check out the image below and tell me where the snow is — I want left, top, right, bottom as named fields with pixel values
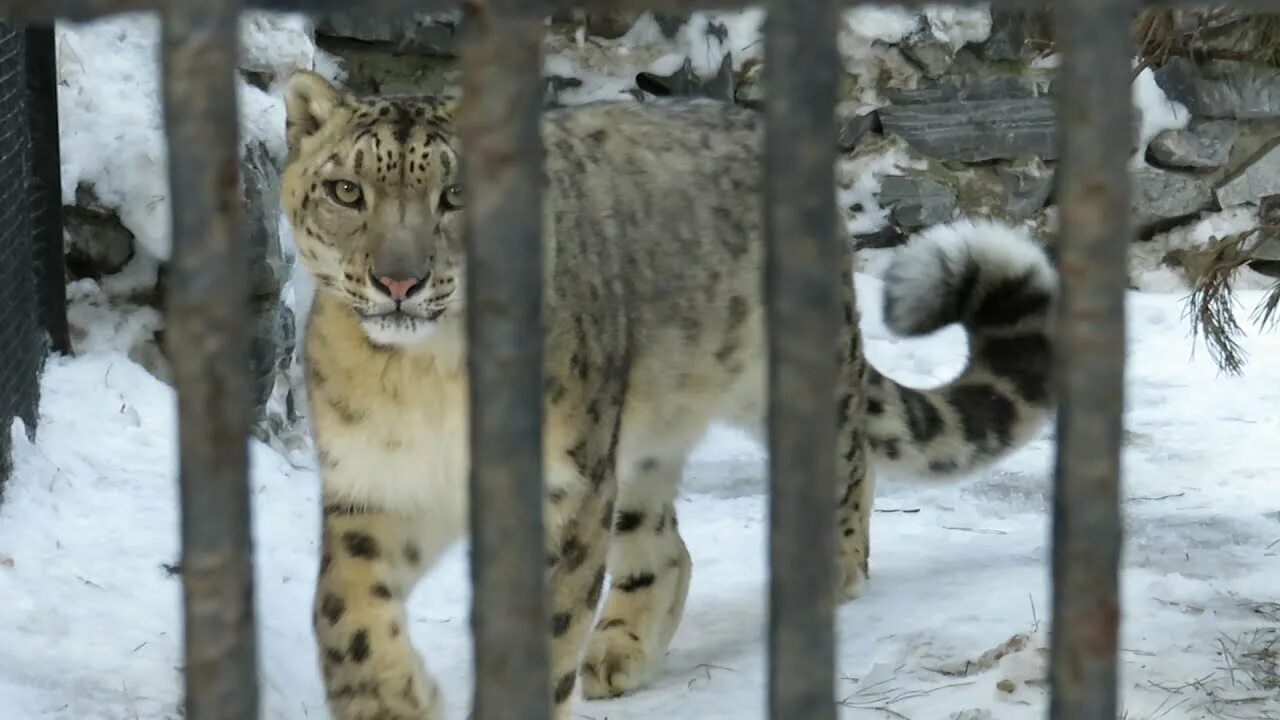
left=673, top=9, right=768, bottom=77
left=838, top=136, right=928, bottom=239
left=5, top=274, right=1280, bottom=720
left=1131, top=65, right=1191, bottom=170
left=54, top=12, right=340, bottom=261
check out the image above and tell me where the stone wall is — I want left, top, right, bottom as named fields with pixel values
left=60, top=7, right=1280, bottom=454
left=61, top=30, right=302, bottom=455
left=308, top=8, right=1280, bottom=276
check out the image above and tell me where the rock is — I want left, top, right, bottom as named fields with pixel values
left=246, top=307, right=276, bottom=416
left=636, top=53, right=735, bottom=103
left=879, top=98, right=1057, bottom=162
left=1250, top=195, right=1280, bottom=277
left=1154, top=58, right=1280, bottom=120
left=1217, top=139, right=1280, bottom=208
left=317, top=44, right=456, bottom=97
left=584, top=12, right=642, bottom=39
left=315, top=12, right=460, bottom=56
left=129, top=327, right=171, bottom=387
left=999, top=157, right=1055, bottom=218
left=901, top=31, right=955, bottom=79
left=239, top=141, right=296, bottom=420
left=884, top=73, right=1048, bottom=105
left=652, top=12, right=690, bottom=38
left=837, top=111, right=881, bottom=153
left=1147, top=122, right=1237, bottom=170
left=733, top=60, right=764, bottom=109
left=852, top=225, right=907, bottom=251
left=878, top=174, right=958, bottom=230
left=544, top=75, right=584, bottom=108
left=63, top=201, right=135, bottom=278
left=250, top=300, right=296, bottom=421
left=1254, top=196, right=1280, bottom=259
left=975, top=8, right=1051, bottom=61
left=1258, top=193, right=1280, bottom=227
left=240, top=142, right=288, bottom=301
left=1131, top=167, right=1213, bottom=227
left=734, top=74, right=881, bottom=153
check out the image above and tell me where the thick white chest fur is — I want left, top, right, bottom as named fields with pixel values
left=309, top=314, right=472, bottom=546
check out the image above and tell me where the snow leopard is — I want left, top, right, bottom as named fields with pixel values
left=281, top=69, right=1057, bottom=719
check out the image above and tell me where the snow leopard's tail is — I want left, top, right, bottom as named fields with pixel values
left=865, top=217, right=1057, bottom=479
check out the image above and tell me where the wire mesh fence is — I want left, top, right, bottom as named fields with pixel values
left=0, top=23, right=68, bottom=494
left=27, top=25, right=70, bottom=357
left=0, top=21, right=39, bottom=491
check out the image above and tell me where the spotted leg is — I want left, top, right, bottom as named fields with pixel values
left=314, top=502, right=453, bottom=720
left=579, top=451, right=693, bottom=699
left=542, top=430, right=622, bottom=719
left=835, top=263, right=875, bottom=602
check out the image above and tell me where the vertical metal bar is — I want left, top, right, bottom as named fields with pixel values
left=160, top=2, right=259, bottom=719
left=1049, top=0, right=1132, bottom=716
left=457, top=3, right=549, bottom=720
left=763, top=2, right=841, bottom=719
left=25, top=24, right=70, bottom=355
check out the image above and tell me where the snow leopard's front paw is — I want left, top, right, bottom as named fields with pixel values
left=579, top=621, right=654, bottom=699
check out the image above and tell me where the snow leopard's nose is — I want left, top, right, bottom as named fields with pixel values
left=370, top=269, right=426, bottom=302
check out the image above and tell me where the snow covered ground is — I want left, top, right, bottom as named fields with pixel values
left=3, top=276, right=1279, bottom=720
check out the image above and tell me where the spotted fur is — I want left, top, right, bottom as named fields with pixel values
left=283, top=69, right=1058, bottom=720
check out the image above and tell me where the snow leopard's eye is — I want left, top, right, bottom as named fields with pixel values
left=325, top=180, right=364, bottom=209
left=440, top=184, right=463, bottom=211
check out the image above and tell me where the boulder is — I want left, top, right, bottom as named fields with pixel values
left=879, top=98, right=1057, bottom=162
left=63, top=187, right=135, bottom=279
left=877, top=174, right=958, bottom=230
left=1216, top=139, right=1280, bottom=208
left=1131, top=167, right=1214, bottom=228
left=974, top=8, right=1051, bottom=62
left=1154, top=58, right=1280, bottom=120
left=883, top=73, right=1049, bottom=106
left=999, top=158, right=1055, bottom=218
left=1147, top=122, right=1237, bottom=170
left=314, top=12, right=460, bottom=56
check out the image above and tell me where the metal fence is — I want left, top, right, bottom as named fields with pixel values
left=28, top=25, right=70, bottom=359
left=0, top=21, right=37, bottom=491
left=1, top=0, right=1178, bottom=718
left=0, top=23, right=66, bottom=493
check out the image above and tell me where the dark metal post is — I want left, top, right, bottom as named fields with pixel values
left=0, top=21, right=38, bottom=488
left=457, top=3, right=549, bottom=720
left=1049, top=0, right=1133, bottom=716
left=160, top=2, right=259, bottom=719
left=26, top=24, right=70, bottom=355
left=763, top=2, right=841, bottom=719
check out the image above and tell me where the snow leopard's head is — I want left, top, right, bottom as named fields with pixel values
left=282, top=70, right=465, bottom=348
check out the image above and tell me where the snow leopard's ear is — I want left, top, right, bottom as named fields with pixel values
left=436, top=96, right=460, bottom=120
left=285, top=70, right=346, bottom=159
left=420, top=94, right=460, bottom=132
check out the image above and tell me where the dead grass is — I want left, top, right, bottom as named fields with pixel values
left=1180, top=226, right=1280, bottom=375
left=1135, top=600, right=1280, bottom=720
left=1134, top=8, right=1280, bottom=70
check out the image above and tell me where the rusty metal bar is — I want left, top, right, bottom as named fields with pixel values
left=457, top=3, right=550, bottom=720
left=160, top=2, right=259, bottom=720
left=1048, top=0, right=1132, bottom=715
left=1, top=0, right=1261, bottom=24
left=764, top=2, right=841, bottom=719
